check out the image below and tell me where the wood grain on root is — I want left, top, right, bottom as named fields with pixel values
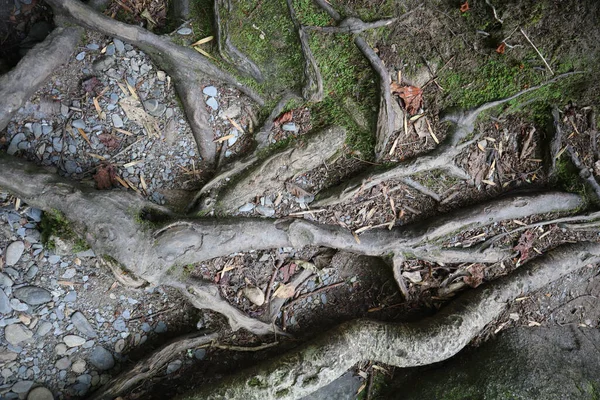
left=176, top=242, right=600, bottom=400
left=0, top=27, right=81, bottom=131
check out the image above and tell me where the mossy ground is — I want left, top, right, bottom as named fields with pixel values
left=40, top=209, right=89, bottom=252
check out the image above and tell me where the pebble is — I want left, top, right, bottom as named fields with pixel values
left=256, top=205, right=275, bottom=217
left=10, top=298, right=28, bottom=311
left=154, top=321, right=167, bottom=333
left=114, top=339, right=125, bottom=353
left=194, top=349, right=206, bottom=360
left=5, top=241, right=25, bottom=266
left=113, top=38, right=125, bottom=53
left=27, top=386, right=54, bottom=400
left=177, top=27, right=192, bottom=35
left=5, top=324, right=33, bottom=346
left=48, top=255, right=60, bottom=264
left=282, top=122, right=298, bottom=132
left=238, top=203, right=255, bottom=213
left=143, top=99, right=166, bottom=117
left=72, top=359, right=86, bottom=374
left=0, top=288, right=12, bottom=314
left=64, top=335, right=86, bottom=347
left=166, top=359, right=182, bottom=374
left=55, top=357, right=71, bottom=370
left=242, top=287, right=265, bottom=306
left=64, top=291, right=77, bottom=303
left=7, top=133, right=25, bottom=155
left=112, top=318, right=127, bottom=332
left=86, top=43, right=99, bottom=50
left=36, top=321, right=53, bottom=336
left=75, top=52, right=86, bottom=61
left=106, top=43, right=115, bottom=56
left=62, top=268, right=76, bottom=279
left=71, top=312, right=97, bottom=338
left=206, top=97, right=219, bottom=111
left=111, top=114, right=124, bottom=128
left=13, top=286, right=52, bottom=305
left=88, top=347, right=114, bottom=371
left=11, top=380, right=34, bottom=394
left=202, top=86, right=218, bottom=97
left=0, top=273, right=13, bottom=288
left=0, top=349, right=18, bottom=362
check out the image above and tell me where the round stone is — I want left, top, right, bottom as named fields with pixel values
left=27, top=386, right=54, bottom=400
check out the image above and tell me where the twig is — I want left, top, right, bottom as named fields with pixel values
left=130, top=306, right=177, bottom=321
left=485, top=0, right=503, bottom=23
left=519, top=28, right=553, bottom=75
left=211, top=341, right=279, bottom=352
left=282, top=281, right=345, bottom=309
left=265, top=258, right=284, bottom=303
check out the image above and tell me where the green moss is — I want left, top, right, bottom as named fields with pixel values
left=247, top=377, right=268, bottom=388
left=40, top=209, right=89, bottom=252
left=554, top=155, right=587, bottom=197
left=292, top=0, right=332, bottom=26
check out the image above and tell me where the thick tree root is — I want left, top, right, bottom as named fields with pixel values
left=314, top=75, right=580, bottom=207
left=88, top=331, right=219, bottom=400
left=177, top=242, right=600, bottom=399
left=215, top=0, right=264, bottom=82
left=45, top=0, right=265, bottom=165
left=0, top=27, right=80, bottom=131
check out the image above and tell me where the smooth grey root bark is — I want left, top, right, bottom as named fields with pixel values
left=177, top=242, right=600, bottom=400
left=0, top=27, right=80, bottom=132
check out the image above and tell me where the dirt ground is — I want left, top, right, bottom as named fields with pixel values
left=1, top=0, right=600, bottom=398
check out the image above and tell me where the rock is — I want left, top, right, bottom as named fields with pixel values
left=5, top=241, right=25, bottom=266
left=113, top=38, right=124, bottom=53
left=86, top=43, right=99, bottom=50
left=0, top=273, right=13, bottom=288
left=282, top=122, right=298, bottom=132
left=89, top=347, right=114, bottom=371
left=64, top=335, right=86, bottom=347
left=166, top=360, right=182, bottom=374
left=238, top=203, right=255, bottom=213
left=36, top=321, right=52, bottom=336
left=61, top=268, right=76, bottom=279
left=0, top=289, right=11, bottom=314
left=154, top=321, right=167, bottom=333
left=72, top=359, right=86, bottom=374
left=4, top=324, right=33, bottom=346
left=13, top=286, right=51, bottom=306
left=11, top=380, right=34, bottom=394
left=194, top=349, right=206, bottom=360
left=112, top=318, right=127, bottom=332
left=71, top=119, right=86, bottom=129
left=70, top=312, right=97, bottom=338
left=55, top=343, right=67, bottom=356
left=227, top=135, right=238, bottom=146
left=10, top=298, right=28, bottom=311
left=27, top=386, right=54, bottom=400
left=206, top=97, right=219, bottom=111
left=64, top=161, right=79, bottom=175
left=48, top=255, right=60, bottom=264
left=202, top=86, right=217, bottom=97
left=114, top=339, right=125, bottom=353
left=55, top=357, right=71, bottom=370
left=105, top=43, right=115, bottom=56
left=256, top=205, right=275, bottom=217
left=143, top=99, right=166, bottom=117
left=242, top=287, right=265, bottom=306
left=7, top=133, right=26, bottom=155
left=223, top=104, right=241, bottom=119
left=177, top=27, right=192, bottom=35
left=92, top=56, right=116, bottom=73
left=0, top=349, right=18, bottom=362
left=64, top=291, right=77, bottom=303
left=75, top=52, right=86, bottom=61
left=111, top=114, right=124, bottom=128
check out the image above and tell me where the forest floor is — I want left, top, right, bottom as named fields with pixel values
left=1, top=0, right=600, bottom=399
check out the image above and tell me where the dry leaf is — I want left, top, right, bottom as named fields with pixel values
left=98, top=133, right=120, bottom=150
left=119, top=96, right=159, bottom=137
left=273, top=283, right=295, bottom=299
left=273, top=110, right=293, bottom=125
left=285, top=182, right=313, bottom=198
left=463, top=264, right=485, bottom=288
left=191, top=36, right=213, bottom=46
left=514, top=230, right=536, bottom=260
left=82, top=77, right=102, bottom=94
left=460, top=1, right=470, bottom=12
left=496, top=42, right=506, bottom=54
left=391, top=83, right=423, bottom=115
left=93, top=164, right=118, bottom=190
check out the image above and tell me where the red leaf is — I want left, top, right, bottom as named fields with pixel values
left=93, top=164, right=117, bottom=190
left=98, top=133, right=120, bottom=150
left=463, top=264, right=485, bottom=288
left=460, top=1, right=470, bottom=12
left=82, top=77, right=102, bottom=95
left=273, top=110, right=293, bottom=125
left=391, top=83, right=423, bottom=115
left=496, top=42, right=506, bottom=54
left=514, top=230, right=535, bottom=260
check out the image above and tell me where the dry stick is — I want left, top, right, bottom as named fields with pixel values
left=212, top=341, right=279, bottom=352
left=265, top=258, right=284, bottom=304
left=282, top=281, right=345, bottom=310
left=519, top=28, right=554, bottom=75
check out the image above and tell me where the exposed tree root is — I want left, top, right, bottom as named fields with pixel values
left=177, top=242, right=600, bottom=399
left=0, top=27, right=80, bottom=132
left=567, top=145, right=600, bottom=201
left=314, top=74, right=581, bottom=207
left=46, top=0, right=266, bottom=165
left=215, top=0, right=264, bottom=82
left=88, top=331, right=219, bottom=400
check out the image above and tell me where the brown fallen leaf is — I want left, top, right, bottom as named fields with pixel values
left=391, top=82, right=423, bottom=115
left=285, top=182, right=313, bottom=198
left=496, top=42, right=506, bottom=54
left=82, top=77, right=102, bottom=94
left=98, top=133, right=120, bottom=150
left=273, top=110, right=293, bottom=125
left=273, top=283, right=295, bottom=299
left=460, top=1, right=470, bottom=12
left=514, top=230, right=536, bottom=260
left=93, top=164, right=118, bottom=190
left=463, top=264, right=485, bottom=288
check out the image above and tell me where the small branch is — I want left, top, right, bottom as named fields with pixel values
left=282, top=281, right=345, bottom=310
left=485, top=0, right=503, bottom=24
left=400, top=177, right=441, bottom=202
left=306, top=17, right=397, bottom=34
left=520, top=28, right=553, bottom=75
left=212, top=341, right=279, bottom=352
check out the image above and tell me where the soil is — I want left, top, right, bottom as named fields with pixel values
left=1, top=0, right=600, bottom=399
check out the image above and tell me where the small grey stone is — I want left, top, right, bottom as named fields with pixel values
left=64, top=291, right=77, bottom=303
left=72, top=359, right=86, bottom=374
left=0, top=289, right=11, bottom=314
left=105, top=43, right=115, bottom=56
left=177, top=27, right=192, bottom=35
left=32, top=122, right=42, bottom=137
left=26, top=386, right=54, bottom=400
left=13, top=286, right=51, bottom=306
left=166, top=359, right=182, bottom=374
left=141, top=322, right=151, bottom=332
left=88, top=347, right=114, bottom=371
left=111, top=114, right=124, bottom=128
left=238, top=203, right=255, bottom=213
left=86, top=43, right=99, bottom=50
left=64, top=335, right=86, bottom=347
left=76, top=249, right=95, bottom=258
left=64, top=161, right=78, bottom=175
left=112, top=318, right=127, bottom=332
left=154, top=321, right=167, bottom=333
left=113, top=38, right=124, bottom=53
left=7, top=133, right=25, bottom=155
left=5, top=241, right=24, bottom=266
left=10, top=298, right=28, bottom=311
left=4, top=324, right=33, bottom=346
left=0, top=349, right=18, bottom=362
left=55, top=357, right=71, bottom=370
left=0, top=273, right=13, bottom=288
left=26, top=208, right=42, bottom=222
left=71, top=312, right=97, bottom=338
left=114, top=339, right=125, bottom=353
left=48, top=255, right=60, bottom=264
left=62, top=268, right=76, bottom=279
left=206, top=97, right=219, bottom=111
left=92, top=56, right=116, bottom=73
left=256, top=205, right=275, bottom=217
left=36, top=321, right=53, bottom=337
left=282, top=122, right=298, bottom=132
left=143, top=99, right=166, bottom=117
left=72, top=119, right=86, bottom=129
left=202, top=86, right=217, bottom=97
left=194, top=349, right=206, bottom=360
left=75, top=52, right=86, bottom=61
left=11, top=380, right=34, bottom=394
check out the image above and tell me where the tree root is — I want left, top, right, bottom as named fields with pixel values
left=46, top=0, right=265, bottom=165
left=567, top=145, right=600, bottom=201
left=314, top=74, right=581, bottom=207
left=214, top=0, right=264, bottom=82
left=88, top=331, right=219, bottom=400
left=0, top=27, right=81, bottom=132
left=177, top=242, right=600, bottom=399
